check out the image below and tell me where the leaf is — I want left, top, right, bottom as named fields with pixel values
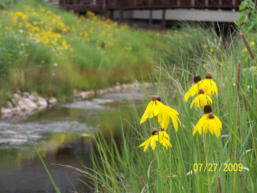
left=239, top=4, right=246, bottom=11
left=236, top=15, right=246, bottom=27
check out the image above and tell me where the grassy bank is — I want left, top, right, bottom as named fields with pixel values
left=0, top=0, right=172, bottom=106
left=88, top=28, right=257, bottom=192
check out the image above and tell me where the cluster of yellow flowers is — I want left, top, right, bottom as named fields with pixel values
left=184, top=73, right=222, bottom=137
left=139, top=96, right=181, bottom=151
left=79, top=11, right=130, bottom=51
left=4, top=6, right=71, bottom=51
left=139, top=73, right=222, bottom=152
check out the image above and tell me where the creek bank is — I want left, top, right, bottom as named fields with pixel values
left=1, top=82, right=151, bottom=118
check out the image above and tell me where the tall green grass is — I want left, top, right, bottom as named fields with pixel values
left=89, top=28, right=257, bottom=193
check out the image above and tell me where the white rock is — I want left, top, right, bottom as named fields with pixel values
left=47, top=97, right=57, bottom=106
left=79, top=91, right=95, bottom=99
left=1, top=108, right=13, bottom=116
left=23, top=92, right=30, bottom=98
left=37, top=97, right=48, bottom=109
left=13, top=93, right=20, bottom=99
left=18, top=98, right=37, bottom=111
left=96, top=89, right=108, bottom=95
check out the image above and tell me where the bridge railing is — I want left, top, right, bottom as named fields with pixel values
left=58, top=0, right=247, bottom=11
left=107, top=0, right=244, bottom=9
left=59, top=0, right=105, bottom=11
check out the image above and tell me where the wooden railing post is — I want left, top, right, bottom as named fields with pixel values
left=119, top=0, right=124, bottom=23
left=161, top=9, right=166, bottom=29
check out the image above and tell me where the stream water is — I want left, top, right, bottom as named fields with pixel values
left=0, top=88, right=149, bottom=193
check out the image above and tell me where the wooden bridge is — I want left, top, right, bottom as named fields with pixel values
left=48, top=1, right=256, bottom=23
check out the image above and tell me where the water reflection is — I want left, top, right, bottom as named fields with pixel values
left=0, top=88, right=149, bottom=193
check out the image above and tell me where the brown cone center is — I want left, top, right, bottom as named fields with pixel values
left=152, top=128, right=158, bottom=135
left=204, top=105, right=212, bottom=114
left=206, top=73, right=212, bottom=79
left=198, top=89, right=204, bottom=94
left=208, top=112, right=215, bottom=119
left=194, top=76, right=201, bottom=83
left=152, top=95, right=161, bottom=101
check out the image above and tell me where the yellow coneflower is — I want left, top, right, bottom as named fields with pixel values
left=139, top=129, right=171, bottom=151
left=140, top=96, right=162, bottom=124
left=184, top=76, right=202, bottom=102
left=193, top=105, right=222, bottom=137
left=190, top=89, right=212, bottom=109
left=157, top=104, right=181, bottom=131
left=201, top=73, right=218, bottom=96
left=140, top=96, right=181, bottom=131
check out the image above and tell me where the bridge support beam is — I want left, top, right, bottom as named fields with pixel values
left=149, top=9, right=153, bottom=26
left=113, top=9, right=238, bottom=23
left=161, top=9, right=166, bottom=29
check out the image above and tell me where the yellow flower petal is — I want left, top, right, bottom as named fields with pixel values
left=190, top=93, right=212, bottom=109
left=140, top=100, right=163, bottom=124
left=193, top=113, right=222, bottom=137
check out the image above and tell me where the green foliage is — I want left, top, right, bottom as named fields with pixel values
left=0, top=33, right=23, bottom=77
left=90, top=28, right=257, bottom=193
left=236, top=0, right=257, bottom=32
left=25, top=41, right=54, bottom=68
left=0, top=0, right=17, bottom=9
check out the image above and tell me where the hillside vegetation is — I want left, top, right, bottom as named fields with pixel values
left=0, top=0, right=169, bottom=105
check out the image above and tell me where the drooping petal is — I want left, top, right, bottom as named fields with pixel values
left=139, top=135, right=160, bottom=151
left=213, top=115, right=222, bottom=137
left=139, top=137, right=152, bottom=152
left=193, top=115, right=207, bottom=136
left=158, top=131, right=171, bottom=149
left=157, top=104, right=180, bottom=131
left=150, top=135, right=158, bottom=150
left=184, top=83, right=200, bottom=102
left=140, top=100, right=163, bottom=124
left=190, top=94, right=212, bottom=109
left=140, top=101, right=154, bottom=124
left=169, top=109, right=181, bottom=132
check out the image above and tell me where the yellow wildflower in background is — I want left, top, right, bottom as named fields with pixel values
left=250, top=41, right=255, bottom=46
left=193, top=105, right=222, bottom=137
left=86, top=11, right=95, bottom=17
left=190, top=89, right=212, bottom=108
left=15, top=11, right=27, bottom=20
left=124, top=46, right=132, bottom=51
left=210, top=48, right=214, bottom=53
left=5, top=7, right=71, bottom=52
